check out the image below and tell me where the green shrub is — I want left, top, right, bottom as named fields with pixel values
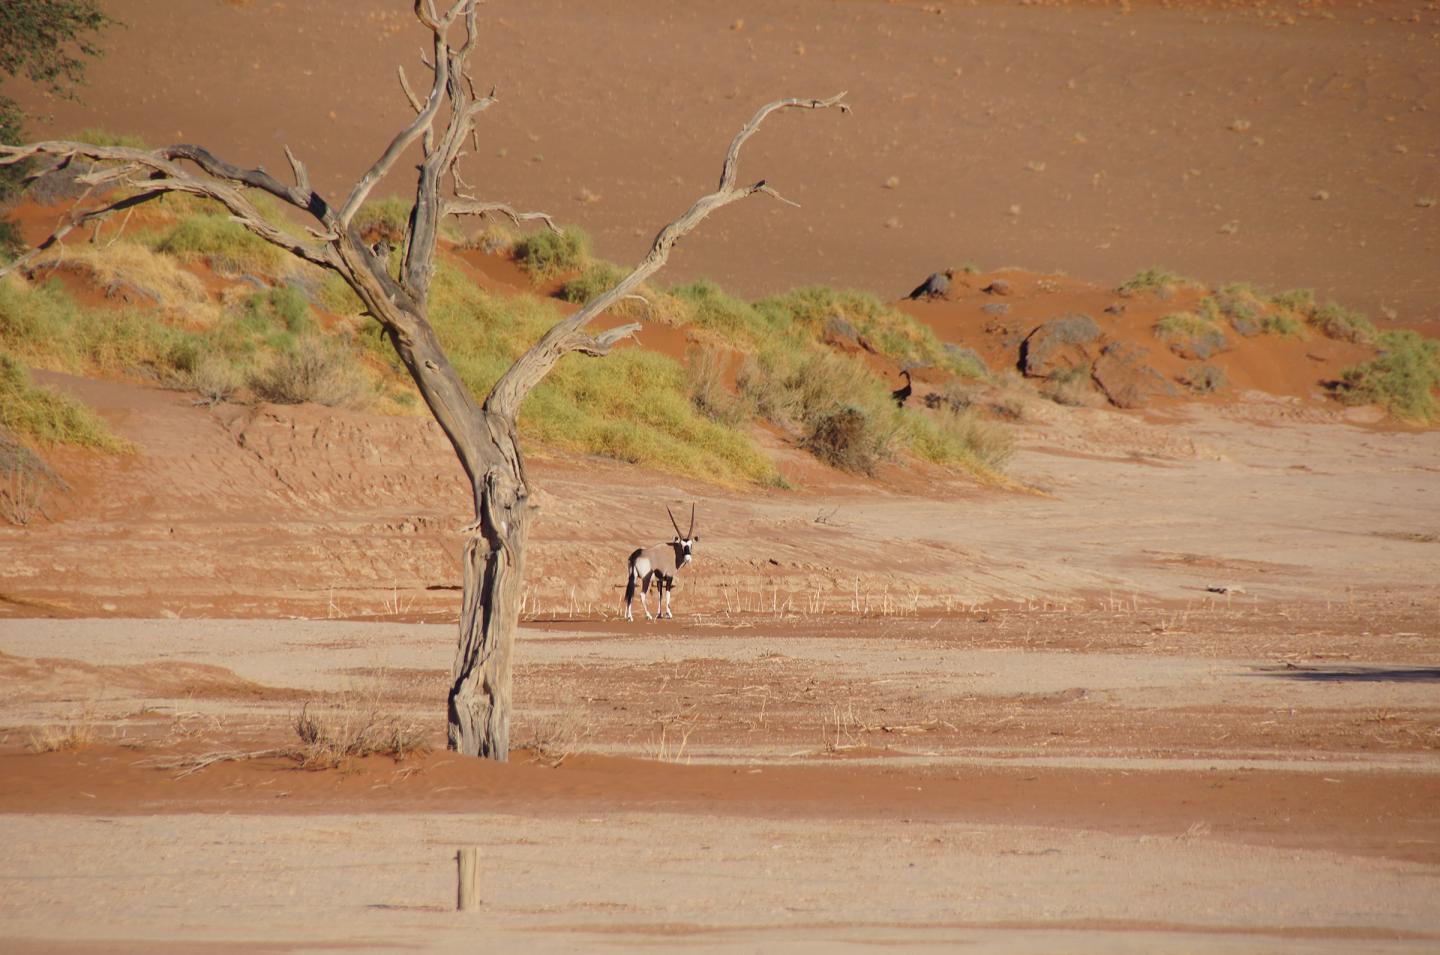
left=672, top=278, right=774, bottom=344
left=756, top=285, right=976, bottom=376
left=513, top=225, right=589, bottom=279
left=1307, top=303, right=1375, bottom=344
left=560, top=261, right=625, bottom=305
left=1268, top=288, right=1316, bottom=313
left=902, top=405, right=1014, bottom=475
left=154, top=213, right=285, bottom=276
left=419, top=262, right=778, bottom=485
left=0, top=351, right=128, bottom=450
left=1119, top=267, right=1193, bottom=298
left=558, top=260, right=682, bottom=322
left=1259, top=313, right=1305, bottom=337
left=242, top=285, right=313, bottom=334
left=0, top=276, right=200, bottom=377
left=1336, top=330, right=1440, bottom=421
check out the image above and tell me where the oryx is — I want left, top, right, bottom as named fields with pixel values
left=624, top=504, right=698, bottom=621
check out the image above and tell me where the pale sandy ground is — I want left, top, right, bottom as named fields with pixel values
left=2, top=607, right=1438, bottom=953
left=3, top=811, right=1439, bottom=954
left=3, top=385, right=1439, bottom=952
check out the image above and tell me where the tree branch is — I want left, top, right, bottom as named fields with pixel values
left=483, top=92, right=851, bottom=420
left=0, top=141, right=341, bottom=274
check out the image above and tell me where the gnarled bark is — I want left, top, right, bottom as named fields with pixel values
left=0, top=0, right=848, bottom=760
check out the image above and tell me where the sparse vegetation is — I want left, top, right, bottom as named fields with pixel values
left=1118, top=267, right=1193, bottom=299
left=0, top=350, right=129, bottom=450
left=291, top=694, right=430, bottom=769
left=1, top=190, right=1018, bottom=483
left=1266, top=289, right=1375, bottom=343
left=27, top=712, right=98, bottom=753
left=1155, top=312, right=1228, bottom=360
left=1335, top=330, right=1440, bottom=421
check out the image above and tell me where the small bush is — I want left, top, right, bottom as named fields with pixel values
left=513, top=225, right=589, bottom=279
left=1118, top=267, right=1193, bottom=299
left=1335, top=330, right=1440, bottom=421
left=250, top=336, right=371, bottom=408
left=243, top=285, right=313, bottom=334
left=1307, top=302, right=1375, bottom=344
left=465, top=221, right=519, bottom=255
left=804, top=405, right=892, bottom=475
left=1182, top=364, right=1229, bottom=394
left=292, top=699, right=430, bottom=769
left=1155, top=312, right=1228, bottom=360
left=185, top=354, right=245, bottom=405
left=1269, top=288, right=1316, bottom=312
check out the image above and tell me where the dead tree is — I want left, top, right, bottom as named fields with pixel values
left=0, top=0, right=848, bottom=759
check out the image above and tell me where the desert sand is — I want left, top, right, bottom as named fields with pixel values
left=2, top=1, right=1439, bottom=953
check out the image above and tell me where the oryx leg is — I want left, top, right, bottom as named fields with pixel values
left=639, top=573, right=656, bottom=620
left=662, top=580, right=674, bottom=618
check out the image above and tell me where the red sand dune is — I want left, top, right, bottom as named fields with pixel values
left=8, top=0, right=1438, bottom=324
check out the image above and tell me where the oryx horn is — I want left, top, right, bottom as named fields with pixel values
left=667, top=505, right=684, bottom=539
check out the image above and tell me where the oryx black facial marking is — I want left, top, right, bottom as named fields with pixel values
left=624, top=503, right=698, bottom=621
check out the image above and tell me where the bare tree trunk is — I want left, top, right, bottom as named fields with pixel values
left=449, top=432, right=530, bottom=758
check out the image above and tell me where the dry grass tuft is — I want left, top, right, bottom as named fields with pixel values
left=523, top=707, right=591, bottom=767
left=291, top=696, right=430, bottom=769
left=28, top=707, right=99, bottom=753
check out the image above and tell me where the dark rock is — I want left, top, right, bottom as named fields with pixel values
left=1229, top=316, right=1262, bottom=338
left=982, top=279, right=1014, bottom=296
left=907, top=269, right=955, bottom=300
left=1019, top=313, right=1102, bottom=377
left=1092, top=342, right=1178, bottom=409
left=1103, top=303, right=1127, bottom=316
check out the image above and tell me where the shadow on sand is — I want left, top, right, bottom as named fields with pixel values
left=1249, top=665, right=1440, bottom=684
